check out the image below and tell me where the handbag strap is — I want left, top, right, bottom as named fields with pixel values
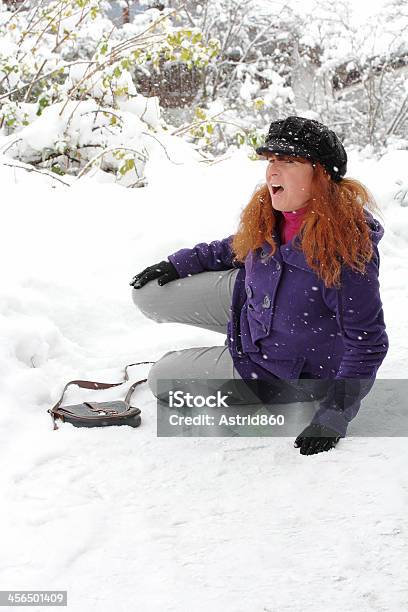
left=48, top=361, right=155, bottom=430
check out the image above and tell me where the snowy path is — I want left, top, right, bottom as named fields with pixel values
left=1, top=152, right=407, bottom=611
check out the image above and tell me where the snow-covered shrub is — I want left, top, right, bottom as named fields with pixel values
left=1, top=0, right=407, bottom=173
left=0, top=0, right=219, bottom=185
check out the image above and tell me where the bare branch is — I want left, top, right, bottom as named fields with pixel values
left=0, top=159, right=71, bottom=186
left=141, top=132, right=184, bottom=165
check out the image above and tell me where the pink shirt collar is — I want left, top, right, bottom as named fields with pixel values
left=281, top=204, right=309, bottom=223
left=278, top=204, right=309, bottom=244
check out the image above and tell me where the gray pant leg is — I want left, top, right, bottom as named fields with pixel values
left=132, top=268, right=261, bottom=403
left=147, top=344, right=262, bottom=405
left=151, top=345, right=264, bottom=437
left=132, top=268, right=238, bottom=334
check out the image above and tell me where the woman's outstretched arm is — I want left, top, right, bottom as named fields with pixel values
left=167, top=235, right=243, bottom=278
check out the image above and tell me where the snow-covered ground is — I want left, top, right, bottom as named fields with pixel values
left=1, top=148, right=407, bottom=611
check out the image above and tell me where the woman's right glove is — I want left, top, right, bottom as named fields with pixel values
left=293, top=423, right=341, bottom=455
left=129, top=260, right=180, bottom=288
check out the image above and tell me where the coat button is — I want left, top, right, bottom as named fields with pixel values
left=276, top=262, right=281, bottom=271
left=246, top=285, right=253, bottom=298
left=262, top=295, right=271, bottom=309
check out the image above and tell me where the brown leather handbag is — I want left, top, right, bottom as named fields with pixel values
left=48, top=361, right=155, bottom=430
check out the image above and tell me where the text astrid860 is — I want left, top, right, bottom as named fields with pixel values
left=168, top=413, right=285, bottom=426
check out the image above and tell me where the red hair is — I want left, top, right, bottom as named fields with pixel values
left=231, top=157, right=383, bottom=289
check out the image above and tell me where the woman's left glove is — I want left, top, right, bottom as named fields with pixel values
left=294, top=423, right=341, bottom=455
left=129, top=260, right=180, bottom=288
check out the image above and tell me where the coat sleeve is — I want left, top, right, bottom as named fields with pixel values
left=167, top=235, right=243, bottom=278
left=312, top=243, right=389, bottom=436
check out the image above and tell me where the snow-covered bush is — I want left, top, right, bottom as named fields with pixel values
left=278, top=0, right=408, bottom=152
left=160, top=0, right=300, bottom=154
left=0, top=0, right=220, bottom=185
left=1, top=0, right=407, bottom=178
left=163, top=0, right=408, bottom=156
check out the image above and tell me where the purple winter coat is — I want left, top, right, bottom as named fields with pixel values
left=167, top=208, right=389, bottom=436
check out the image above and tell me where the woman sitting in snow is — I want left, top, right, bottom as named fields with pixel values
left=130, top=116, right=389, bottom=456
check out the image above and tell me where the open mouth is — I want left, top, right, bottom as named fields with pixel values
left=271, top=184, right=284, bottom=195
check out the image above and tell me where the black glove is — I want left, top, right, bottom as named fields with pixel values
left=294, top=423, right=341, bottom=456
left=129, top=260, right=180, bottom=288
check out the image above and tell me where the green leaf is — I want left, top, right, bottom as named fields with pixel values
left=119, top=158, right=135, bottom=175
left=51, top=164, right=65, bottom=175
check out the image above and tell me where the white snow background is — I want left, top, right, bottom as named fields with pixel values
left=0, top=145, right=407, bottom=611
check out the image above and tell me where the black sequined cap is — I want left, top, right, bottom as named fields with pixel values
left=256, top=116, right=347, bottom=182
